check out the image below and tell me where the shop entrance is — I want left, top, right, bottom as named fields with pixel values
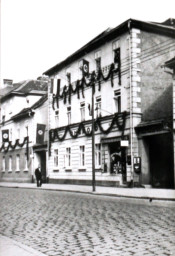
left=36, top=151, right=47, bottom=183
left=109, top=141, right=126, bottom=182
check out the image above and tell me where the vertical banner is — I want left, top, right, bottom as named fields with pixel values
left=82, top=59, right=89, bottom=76
left=2, top=130, right=9, bottom=142
left=50, top=79, right=58, bottom=95
left=36, top=124, right=46, bottom=144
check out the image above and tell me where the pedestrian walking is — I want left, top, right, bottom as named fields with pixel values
left=35, top=166, right=42, bottom=187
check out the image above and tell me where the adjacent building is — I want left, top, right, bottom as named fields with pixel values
left=0, top=79, right=49, bottom=182
left=43, top=18, right=175, bottom=188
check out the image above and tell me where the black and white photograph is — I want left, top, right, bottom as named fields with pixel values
left=0, top=0, right=175, bottom=255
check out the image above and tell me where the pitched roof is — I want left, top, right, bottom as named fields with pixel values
left=0, top=79, right=48, bottom=102
left=43, top=18, right=175, bottom=76
left=11, top=94, right=48, bottom=121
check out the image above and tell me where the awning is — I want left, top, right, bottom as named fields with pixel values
left=101, top=136, right=129, bottom=144
left=135, top=119, right=171, bottom=137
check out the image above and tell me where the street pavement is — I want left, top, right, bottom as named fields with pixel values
left=0, top=187, right=175, bottom=256
left=0, top=182, right=175, bottom=200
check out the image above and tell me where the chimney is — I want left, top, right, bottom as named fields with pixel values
left=162, top=18, right=175, bottom=27
left=3, top=79, right=13, bottom=88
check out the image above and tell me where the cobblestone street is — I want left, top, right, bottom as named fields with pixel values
left=0, top=187, right=175, bottom=256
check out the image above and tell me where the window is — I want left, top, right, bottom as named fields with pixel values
left=80, top=102, right=85, bottom=121
left=114, top=90, right=121, bottom=113
left=16, top=154, right=20, bottom=171
left=79, top=146, right=85, bottom=166
left=95, top=50, right=101, bottom=71
left=10, top=129, right=13, bottom=141
left=17, top=128, right=20, bottom=140
left=112, top=39, right=120, bottom=51
left=24, top=154, right=28, bottom=170
left=65, top=147, right=71, bottom=167
left=55, top=110, right=59, bottom=126
left=54, top=149, right=59, bottom=167
left=95, top=97, right=101, bottom=118
left=2, top=156, right=5, bottom=171
left=9, top=156, right=12, bottom=171
left=95, top=144, right=101, bottom=167
left=67, top=106, right=71, bottom=125
left=112, top=40, right=120, bottom=67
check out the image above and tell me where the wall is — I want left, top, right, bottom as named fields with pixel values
left=140, top=32, right=175, bottom=121
left=0, top=147, right=32, bottom=182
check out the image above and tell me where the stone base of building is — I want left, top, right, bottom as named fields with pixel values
left=49, top=178, right=120, bottom=187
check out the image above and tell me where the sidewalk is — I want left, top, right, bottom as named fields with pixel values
left=0, top=234, right=46, bottom=256
left=0, top=182, right=175, bottom=201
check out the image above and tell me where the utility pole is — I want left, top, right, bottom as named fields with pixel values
left=92, top=85, right=96, bottom=192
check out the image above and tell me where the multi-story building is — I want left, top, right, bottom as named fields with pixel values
left=43, top=18, right=175, bottom=188
left=0, top=78, right=49, bottom=182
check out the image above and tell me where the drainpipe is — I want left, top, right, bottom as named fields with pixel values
left=128, top=20, right=134, bottom=184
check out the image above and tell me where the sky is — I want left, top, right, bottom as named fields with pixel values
left=1, top=0, right=175, bottom=83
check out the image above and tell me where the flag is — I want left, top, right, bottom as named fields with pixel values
left=50, top=79, right=54, bottom=93
left=114, top=48, right=120, bottom=64
left=36, top=124, right=46, bottom=144
left=2, top=130, right=9, bottom=142
left=82, top=59, right=89, bottom=76
left=50, top=79, right=60, bottom=94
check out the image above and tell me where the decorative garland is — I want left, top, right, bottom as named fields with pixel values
left=0, top=136, right=29, bottom=158
left=49, top=111, right=127, bottom=155
left=52, top=61, right=121, bottom=110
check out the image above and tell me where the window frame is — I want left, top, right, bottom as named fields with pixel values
left=16, top=154, right=20, bottom=172
left=95, top=143, right=102, bottom=168
left=2, top=156, right=6, bottom=172
left=80, top=102, right=85, bottom=122
left=9, top=155, right=12, bottom=172
left=95, top=96, right=102, bottom=118
left=67, top=106, right=71, bottom=125
left=114, top=90, right=121, bottom=113
left=54, top=149, right=59, bottom=168
left=79, top=145, right=85, bottom=167
left=65, top=147, right=71, bottom=168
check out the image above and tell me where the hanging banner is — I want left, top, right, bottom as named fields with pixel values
left=2, top=130, right=9, bottom=142
left=36, top=124, right=46, bottom=144
left=50, top=79, right=60, bottom=95
left=82, top=59, right=89, bottom=76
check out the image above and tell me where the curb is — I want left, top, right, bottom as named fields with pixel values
left=0, top=184, right=175, bottom=202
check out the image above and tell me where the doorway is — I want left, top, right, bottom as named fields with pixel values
left=148, top=133, right=173, bottom=188
left=109, top=141, right=126, bottom=182
left=36, top=151, right=47, bottom=183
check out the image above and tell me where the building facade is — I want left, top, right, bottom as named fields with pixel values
left=0, top=79, right=49, bottom=182
left=43, top=18, right=175, bottom=188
